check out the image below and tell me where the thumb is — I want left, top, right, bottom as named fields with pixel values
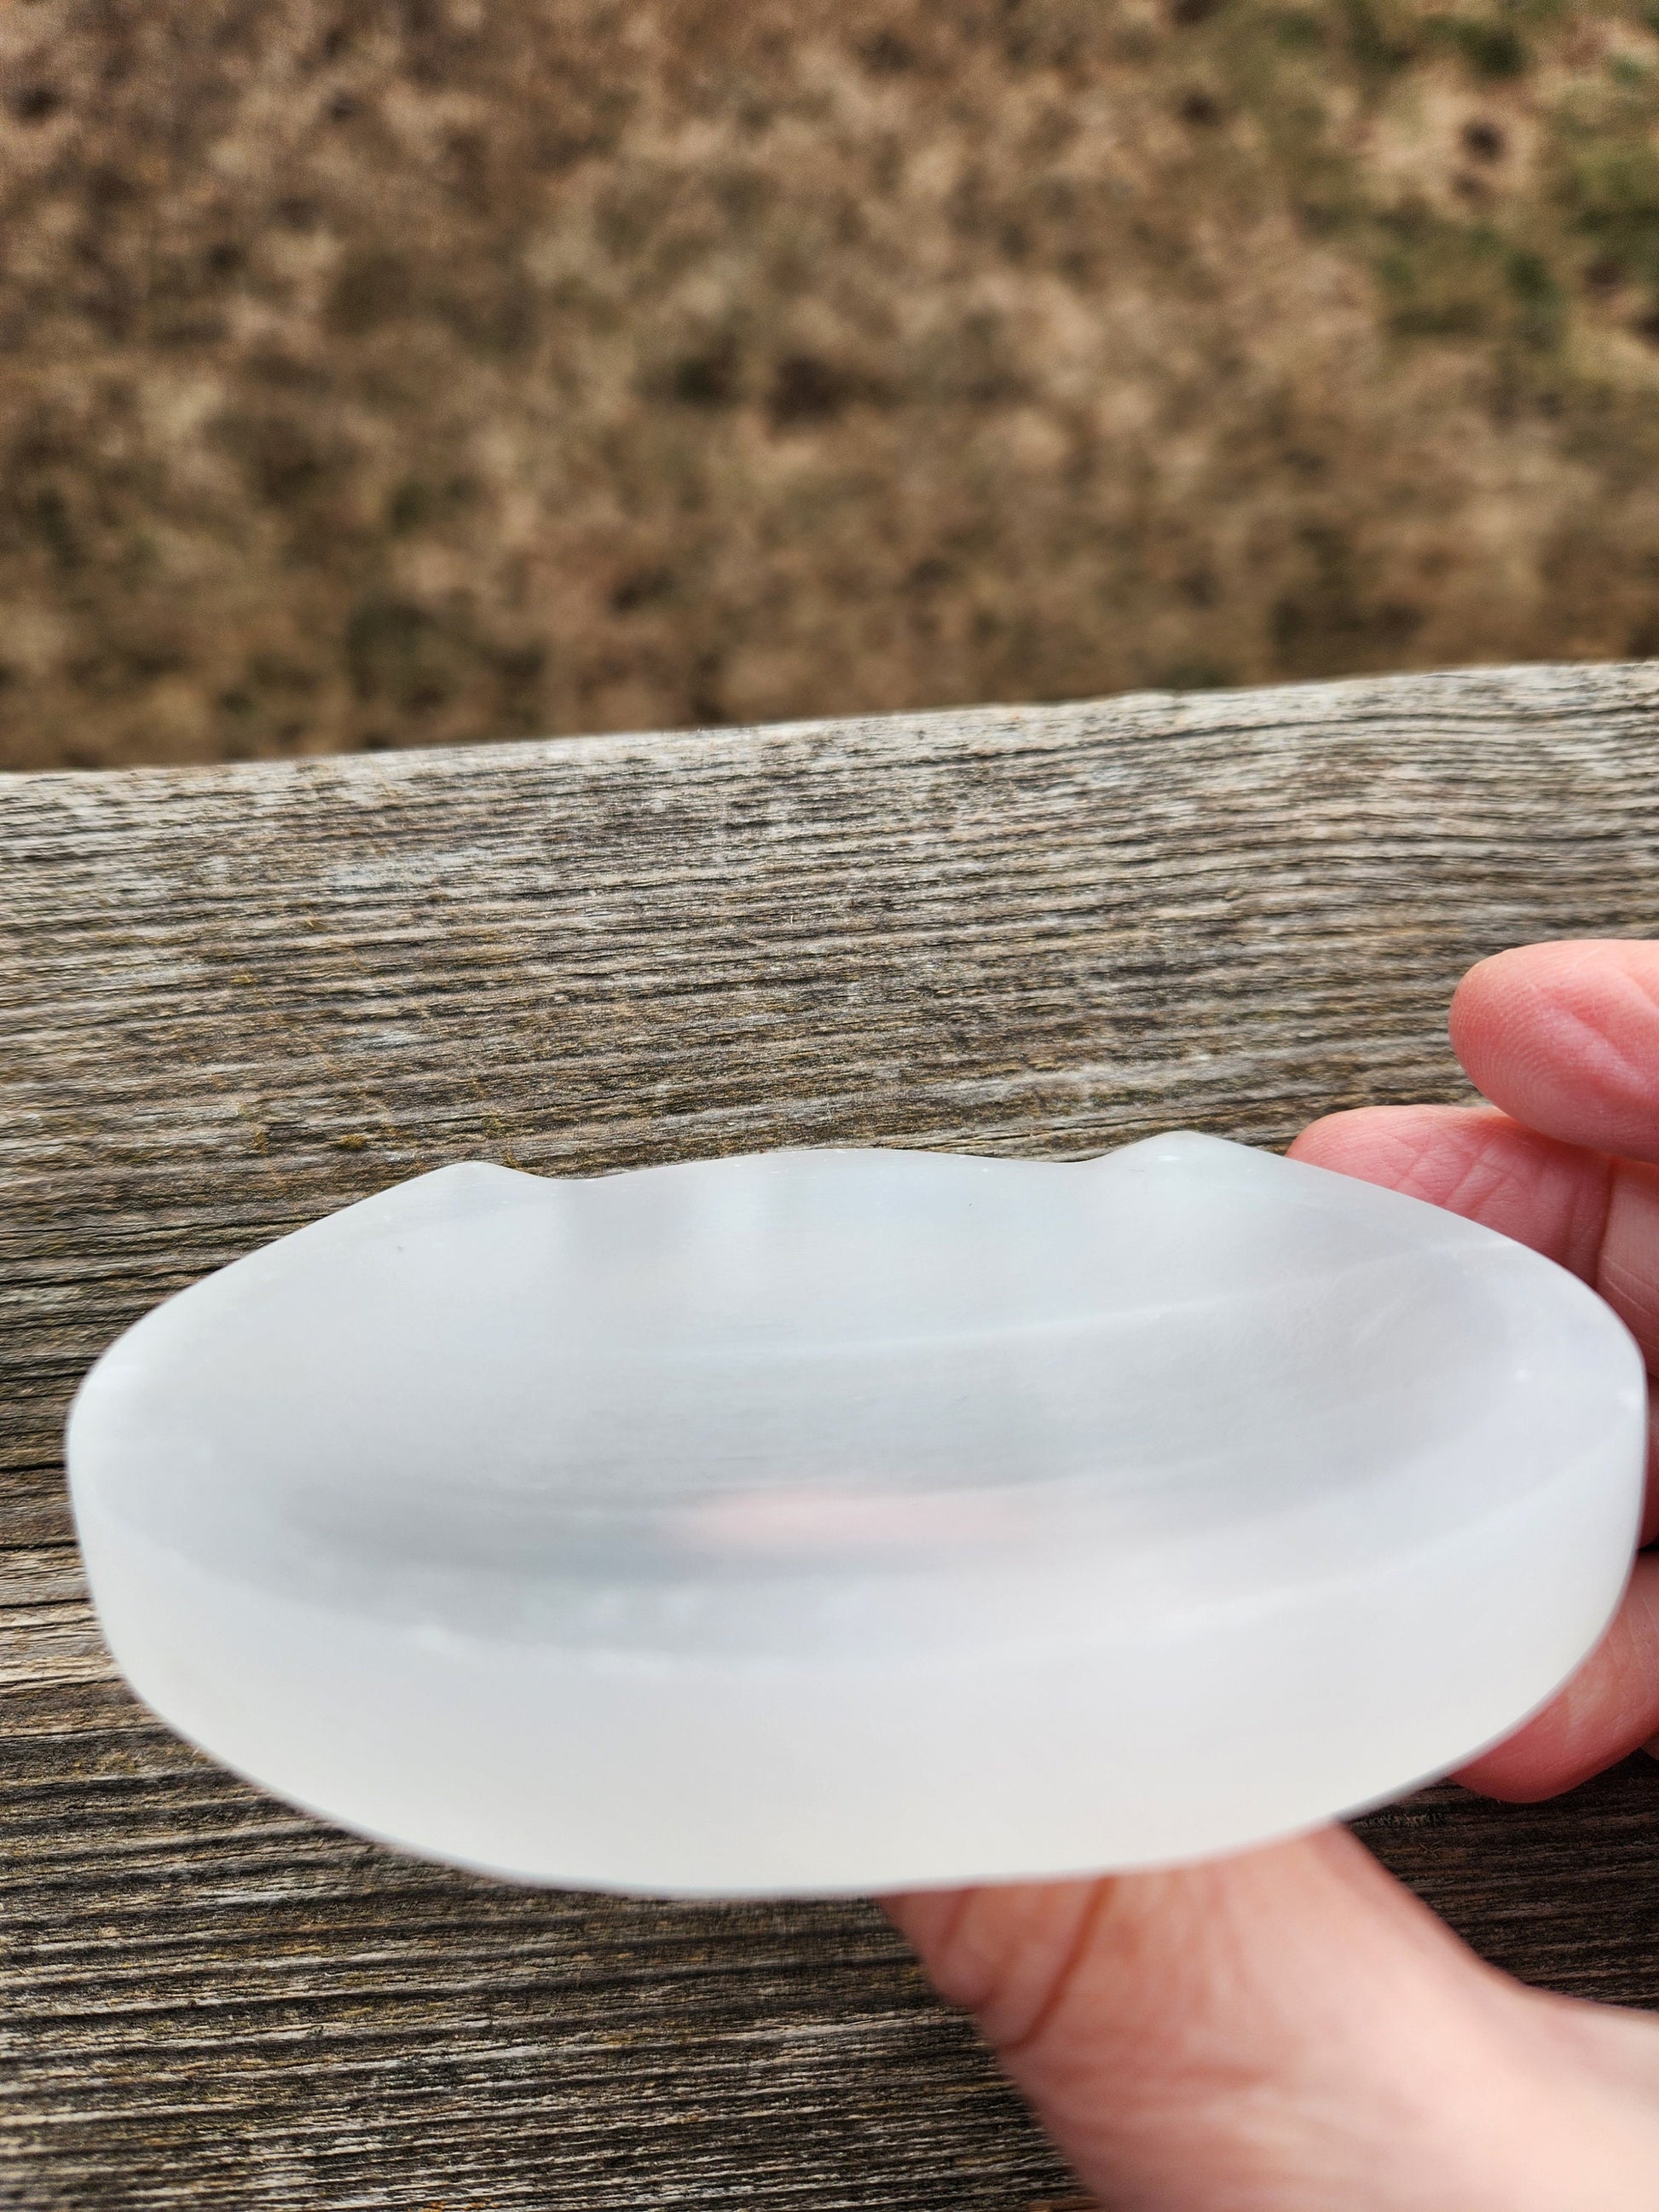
left=884, top=1827, right=1659, bottom=2211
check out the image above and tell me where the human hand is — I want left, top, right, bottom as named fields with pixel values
left=887, top=940, right=1659, bottom=2210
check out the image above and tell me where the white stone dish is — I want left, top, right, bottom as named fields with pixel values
left=66, top=1135, right=1645, bottom=1897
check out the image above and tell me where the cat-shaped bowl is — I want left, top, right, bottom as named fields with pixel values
left=66, top=1135, right=1645, bottom=1896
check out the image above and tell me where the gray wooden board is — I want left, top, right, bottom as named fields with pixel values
left=3, top=661, right=1658, bottom=2209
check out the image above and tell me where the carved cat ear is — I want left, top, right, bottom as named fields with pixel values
left=66, top=1134, right=1645, bottom=1897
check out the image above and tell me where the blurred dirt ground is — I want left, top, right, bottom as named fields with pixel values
left=4, top=0, right=1659, bottom=770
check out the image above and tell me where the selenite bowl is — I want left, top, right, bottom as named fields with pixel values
left=66, top=1135, right=1646, bottom=1896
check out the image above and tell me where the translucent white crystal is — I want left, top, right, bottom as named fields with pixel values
left=66, top=1135, right=1645, bottom=1896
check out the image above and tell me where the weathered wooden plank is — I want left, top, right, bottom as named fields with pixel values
left=3, top=662, right=1658, bottom=2209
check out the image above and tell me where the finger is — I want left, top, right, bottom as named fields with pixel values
left=1455, top=1555, right=1659, bottom=1801
left=1450, top=940, right=1659, bottom=1165
left=885, top=1831, right=1659, bottom=2209
left=1288, top=1104, right=1612, bottom=1280
left=1292, top=1107, right=1659, bottom=1789
left=1595, top=1157, right=1659, bottom=1412
left=1290, top=1106, right=1657, bottom=1542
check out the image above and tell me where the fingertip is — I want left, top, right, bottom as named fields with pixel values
left=1449, top=939, right=1659, bottom=1162
left=1448, top=941, right=1568, bottom=1019
left=1287, top=1106, right=1390, bottom=1170
left=1456, top=1557, right=1659, bottom=1802
left=1289, top=1103, right=1495, bottom=1185
left=1448, top=943, right=1577, bottom=1082
left=1291, top=1098, right=1615, bottom=1279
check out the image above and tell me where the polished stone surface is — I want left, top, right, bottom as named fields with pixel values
left=67, top=1135, right=1645, bottom=1894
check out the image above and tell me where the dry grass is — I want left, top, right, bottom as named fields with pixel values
left=3, top=0, right=1659, bottom=768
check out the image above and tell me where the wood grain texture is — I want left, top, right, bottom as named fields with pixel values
left=3, top=661, right=1658, bottom=2209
